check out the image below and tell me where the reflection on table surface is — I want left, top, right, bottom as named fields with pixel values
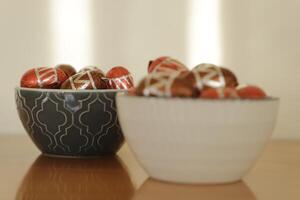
left=1, top=137, right=299, bottom=200
left=15, top=155, right=134, bottom=200
left=133, top=179, right=256, bottom=200
left=15, top=154, right=256, bottom=200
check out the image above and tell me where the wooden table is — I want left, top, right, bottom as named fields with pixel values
left=0, top=135, right=299, bottom=200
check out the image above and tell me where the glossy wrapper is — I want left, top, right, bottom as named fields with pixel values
left=136, top=71, right=198, bottom=98
left=106, top=76, right=134, bottom=90
left=56, top=64, right=77, bottom=78
left=237, top=85, right=267, bottom=99
left=20, top=67, right=68, bottom=89
left=136, top=72, right=177, bottom=97
left=188, top=63, right=239, bottom=90
left=60, top=70, right=107, bottom=90
left=148, top=56, right=188, bottom=74
left=200, top=88, right=239, bottom=99
left=79, top=66, right=105, bottom=77
left=106, top=66, right=134, bottom=89
left=172, top=72, right=201, bottom=97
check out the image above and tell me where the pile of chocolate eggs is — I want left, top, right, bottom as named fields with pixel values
left=135, top=56, right=267, bottom=99
left=19, top=57, right=267, bottom=99
left=20, top=64, right=134, bottom=90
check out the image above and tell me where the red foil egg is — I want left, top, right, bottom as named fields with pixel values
left=56, top=64, right=77, bottom=78
left=148, top=56, right=188, bottom=74
left=20, top=67, right=68, bottom=89
left=106, top=66, right=134, bottom=89
left=200, top=88, right=239, bottom=99
left=136, top=71, right=198, bottom=98
left=60, top=70, right=107, bottom=90
left=79, top=66, right=105, bottom=77
left=136, top=72, right=173, bottom=97
left=190, top=64, right=239, bottom=90
left=237, top=85, right=267, bottom=99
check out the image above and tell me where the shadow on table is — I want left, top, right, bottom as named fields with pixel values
left=15, top=155, right=134, bottom=200
left=133, top=178, right=257, bottom=200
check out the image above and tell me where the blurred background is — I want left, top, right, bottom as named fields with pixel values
left=0, top=0, right=299, bottom=138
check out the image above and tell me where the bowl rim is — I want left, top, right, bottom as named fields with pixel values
left=117, top=93, right=280, bottom=102
left=15, top=86, right=127, bottom=93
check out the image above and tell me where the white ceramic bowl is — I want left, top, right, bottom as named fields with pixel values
left=117, top=94, right=279, bottom=184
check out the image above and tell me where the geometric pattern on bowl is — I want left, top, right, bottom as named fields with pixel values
left=15, top=88, right=124, bottom=157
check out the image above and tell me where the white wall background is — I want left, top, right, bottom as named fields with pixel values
left=0, top=0, right=299, bottom=138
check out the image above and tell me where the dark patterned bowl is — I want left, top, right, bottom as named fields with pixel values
left=15, top=87, right=125, bottom=157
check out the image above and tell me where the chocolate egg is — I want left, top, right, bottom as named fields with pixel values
left=171, top=76, right=199, bottom=97
left=136, top=72, right=175, bottom=97
left=136, top=71, right=198, bottom=98
left=148, top=56, right=188, bottom=74
left=20, top=67, right=68, bottom=89
left=237, top=85, right=266, bottom=99
left=188, top=64, right=239, bottom=91
left=79, top=66, right=105, bottom=77
left=56, top=64, right=77, bottom=78
left=200, top=88, right=239, bottom=99
left=106, top=66, right=134, bottom=89
left=60, top=70, right=107, bottom=90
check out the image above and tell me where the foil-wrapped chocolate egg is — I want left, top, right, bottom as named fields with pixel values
left=136, top=72, right=172, bottom=96
left=172, top=71, right=201, bottom=97
left=237, top=85, right=266, bottom=99
left=200, top=88, right=239, bottom=99
left=79, top=66, right=105, bottom=76
left=148, top=56, right=188, bottom=74
left=20, top=67, right=68, bottom=89
left=187, top=63, right=239, bottom=91
left=136, top=71, right=198, bottom=98
left=106, top=66, right=134, bottom=89
left=60, top=70, right=107, bottom=90
left=56, top=64, right=77, bottom=78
